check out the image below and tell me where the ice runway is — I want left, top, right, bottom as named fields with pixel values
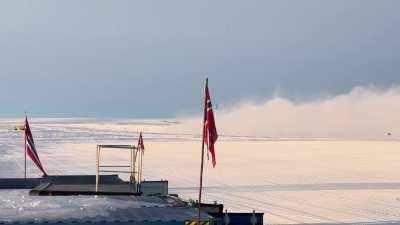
left=0, top=118, right=400, bottom=224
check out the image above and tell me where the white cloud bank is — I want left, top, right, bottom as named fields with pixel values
left=174, top=86, right=400, bottom=139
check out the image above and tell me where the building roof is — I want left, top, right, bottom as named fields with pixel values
left=0, top=190, right=210, bottom=223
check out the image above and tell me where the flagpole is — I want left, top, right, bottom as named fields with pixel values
left=24, top=143, right=26, bottom=180
left=24, top=113, right=27, bottom=180
left=140, top=151, right=143, bottom=184
left=138, top=149, right=142, bottom=186
left=140, top=133, right=143, bottom=185
left=198, top=78, right=208, bottom=224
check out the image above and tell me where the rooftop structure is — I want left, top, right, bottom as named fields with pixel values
left=96, top=144, right=139, bottom=193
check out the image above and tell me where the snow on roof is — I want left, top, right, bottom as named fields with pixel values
left=0, top=190, right=209, bottom=223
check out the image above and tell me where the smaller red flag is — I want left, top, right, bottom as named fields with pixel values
left=137, top=132, right=145, bottom=152
left=204, top=82, right=218, bottom=168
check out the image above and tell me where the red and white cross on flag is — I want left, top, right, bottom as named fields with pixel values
left=25, top=116, right=47, bottom=177
left=204, top=79, right=218, bottom=168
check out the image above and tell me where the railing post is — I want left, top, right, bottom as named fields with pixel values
left=133, top=147, right=137, bottom=192
left=250, top=210, right=257, bottom=225
left=224, top=209, right=230, bottom=225
left=129, top=148, right=133, bottom=184
left=95, top=146, right=100, bottom=192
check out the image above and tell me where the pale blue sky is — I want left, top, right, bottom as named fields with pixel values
left=0, top=1, right=399, bottom=117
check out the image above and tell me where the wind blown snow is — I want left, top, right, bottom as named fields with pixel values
left=174, top=86, right=400, bottom=139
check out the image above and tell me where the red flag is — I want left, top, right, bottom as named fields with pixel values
left=137, top=132, right=145, bottom=152
left=204, top=81, right=218, bottom=167
left=25, top=116, right=47, bottom=176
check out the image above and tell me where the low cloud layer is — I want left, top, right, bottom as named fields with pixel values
left=174, top=86, right=400, bottom=139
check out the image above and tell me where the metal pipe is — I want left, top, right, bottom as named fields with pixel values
left=95, top=146, right=99, bottom=192
left=129, top=148, right=133, bottom=185
left=97, top=145, right=136, bottom=149
left=133, top=149, right=137, bottom=192
left=98, top=170, right=133, bottom=173
left=99, top=166, right=131, bottom=168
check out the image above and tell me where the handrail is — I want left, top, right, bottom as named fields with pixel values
left=99, top=166, right=131, bottom=168
left=97, top=145, right=136, bottom=149
left=99, top=170, right=135, bottom=174
left=96, top=144, right=140, bottom=193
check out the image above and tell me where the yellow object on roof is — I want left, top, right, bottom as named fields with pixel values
left=14, top=125, right=25, bottom=131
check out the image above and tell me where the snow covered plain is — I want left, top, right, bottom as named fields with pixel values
left=1, top=118, right=400, bottom=224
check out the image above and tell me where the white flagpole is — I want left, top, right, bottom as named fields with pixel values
left=24, top=113, right=27, bottom=180
left=198, top=78, right=208, bottom=224
left=140, top=150, right=143, bottom=185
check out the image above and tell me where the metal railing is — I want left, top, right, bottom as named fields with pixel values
left=95, top=144, right=139, bottom=192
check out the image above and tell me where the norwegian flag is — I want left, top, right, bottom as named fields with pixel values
left=204, top=80, right=218, bottom=167
left=137, top=132, right=145, bottom=152
left=25, top=116, right=47, bottom=176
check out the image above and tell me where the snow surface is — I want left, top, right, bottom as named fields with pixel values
left=0, top=191, right=167, bottom=222
left=1, top=118, right=400, bottom=224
